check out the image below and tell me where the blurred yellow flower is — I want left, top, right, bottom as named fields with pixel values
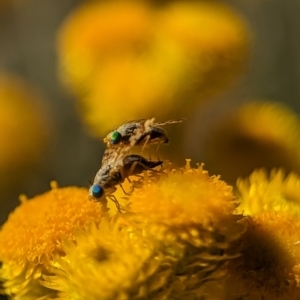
left=42, top=221, right=171, bottom=300
left=0, top=183, right=104, bottom=299
left=203, top=101, right=300, bottom=184
left=57, top=1, right=249, bottom=136
left=57, top=1, right=154, bottom=94
left=0, top=74, right=52, bottom=191
left=158, top=1, right=249, bottom=99
left=223, top=169, right=300, bottom=299
left=237, top=168, right=300, bottom=216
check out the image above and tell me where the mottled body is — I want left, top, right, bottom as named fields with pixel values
left=103, top=118, right=186, bottom=149
left=89, top=154, right=162, bottom=211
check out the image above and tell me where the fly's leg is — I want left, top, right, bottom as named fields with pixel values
left=101, top=197, right=109, bottom=212
left=155, top=143, right=162, bottom=161
left=128, top=160, right=140, bottom=175
left=108, top=194, right=125, bottom=213
left=118, top=163, right=139, bottom=196
left=119, top=183, right=132, bottom=196
left=141, top=134, right=151, bottom=154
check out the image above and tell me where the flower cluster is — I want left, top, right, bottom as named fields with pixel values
left=0, top=183, right=104, bottom=299
left=0, top=162, right=245, bottom=300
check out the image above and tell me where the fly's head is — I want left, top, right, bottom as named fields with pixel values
left=103, top=130, right=122, bottom=147
left=89, top=184, right=105, bottom=200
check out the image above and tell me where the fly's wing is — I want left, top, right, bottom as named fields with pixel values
left=116, top=118, right=155, bottom=145
left=135, top=126, right=168, bottom=145
left=134, top=118, right=186, bottom=146
left=117, top=122, right=140, bottom=144
left=122, top=154, right=162, bottom=177
left=128, top=118, right=155, bottom=147
left=118, top=119, right=146, bottom=135
left=101, top=147, right=118, bottom=166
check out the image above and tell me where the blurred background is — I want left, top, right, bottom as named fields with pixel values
left=1, top=0, right=300, bottom=230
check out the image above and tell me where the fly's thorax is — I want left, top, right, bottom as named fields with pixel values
left=102, top=168, right=123, bottom=189
left=93, top=165, right=110, bottom=183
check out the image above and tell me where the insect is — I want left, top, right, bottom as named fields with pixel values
left=89, top=154, right=163, bottom=212
left=103, top=118, right=187, bottom=149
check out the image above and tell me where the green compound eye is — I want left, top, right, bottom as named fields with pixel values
left=110, top=131, right=122, bottom=145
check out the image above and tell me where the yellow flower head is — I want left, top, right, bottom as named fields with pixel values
left=42, top=221, right=170, bottom=300
left=223, top=169, right=300, bottom=299
left=203, top=101, right=300, bottom=184
left=237, top=168, right=300, bottom=216
left=0, top=183, right=104, bottom=299
left=127, top=161, right=241, bottom=234
left=0, top=74, right=52, bottom=191
left=122, top=160, right=246, bottom=298
left=57, top=1, right=249, bottom=136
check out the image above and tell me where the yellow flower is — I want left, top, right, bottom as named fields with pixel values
left=237, top=168, right=300, bottom=216
left=122, top=160, right=246, bottom=298
left=0, top=74, right=52, bottom=192
left=224, top=214, right=300, bottom=300
left=223, top=169, right=300, bottom=299
left=57, top=1, right=249, bottom=137
left=0, top=161, right=245, bottom=299
left=127, top=160, right=242, bottom=233
left=0, top=183, right=104, bottom=299
left=158, top=1, right=249, bottom=98
left=42, top=221, right=171, bottom=300
left=57, top=1, right=154, bottom=95
left=203, top=101, right=300, bottom=185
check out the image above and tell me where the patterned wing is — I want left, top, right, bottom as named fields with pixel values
left=128, top=118, right=155, bottom=147
left=101, top=147, right=118, bottom=166
left=123, top=154, right=162, bottom=176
